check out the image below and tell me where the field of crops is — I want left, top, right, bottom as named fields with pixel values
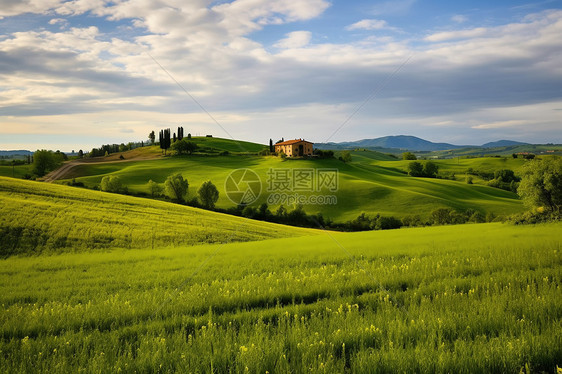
left=1, top=221, right=561, bottom=372
left=56, top=150, right=525, bottom=221
left=0, top=177, right=313, bottom=256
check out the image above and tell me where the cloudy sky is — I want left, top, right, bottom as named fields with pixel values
left=1, top=0, right=561, bottom=152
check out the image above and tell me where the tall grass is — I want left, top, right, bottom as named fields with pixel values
left=1, top=222, right=560, bottom=372
left=0, top=177, right=314, bottom=256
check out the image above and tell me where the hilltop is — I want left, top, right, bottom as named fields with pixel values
left=0, top=176, right=315, bottom=256
left=47, top=140, right=525, bottom=222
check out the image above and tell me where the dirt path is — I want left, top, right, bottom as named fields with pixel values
left=41, top=154, right=162, bottom=183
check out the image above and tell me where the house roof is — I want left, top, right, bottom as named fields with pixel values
left=275, top=139, right=313, bottom=146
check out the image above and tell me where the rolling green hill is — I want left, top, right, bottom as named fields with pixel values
left=56, top=150, right=525, bottom=221
left=0, top=177, right=315, bottom=256
left=188, top=136, right=267, bottom=154
left=1, top=222, right=560, bottom=372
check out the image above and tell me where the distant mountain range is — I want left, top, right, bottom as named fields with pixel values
left=315, top=136, right=528, bottom=152
left=0, top=150, right=32, bottom=156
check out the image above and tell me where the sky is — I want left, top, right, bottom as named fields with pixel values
left=1, top=0, right=561, bottom=152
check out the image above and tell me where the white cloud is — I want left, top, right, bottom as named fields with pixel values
left=48, top=18, right=66, bottom=25
left=1, top=3, right=562, bottom=149
left=274, top=31, right=312, bottom=49
left=471, top=120, right=531, bottom=129
left=451, top=14, right=468, bottom=23
left=425, top=27, right=489, bottom=42
left=0, top=0, right=63, bottom=17
left=346, top=19, right=390, bottom=31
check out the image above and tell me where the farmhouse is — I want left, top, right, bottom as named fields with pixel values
left=275, top=139, right=314, bottom=157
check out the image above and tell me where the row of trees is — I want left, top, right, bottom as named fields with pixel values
left=407, top=161, right=439, bottom=178
left=89, top=142, right=145, bottom=158
left=32, top=150, right=67, bottom=177
left=157, top=127, right=192, bottom=155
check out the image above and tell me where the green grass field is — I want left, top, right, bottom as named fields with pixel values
left=0, top=164, right=33, bottom=179
left=1, top=219, right=560, bottom=372
left=0, top=177, right=314, bottom=256
left=56, top=148, right=525, bottom=222
left=188, top=136, right=267, bottom=154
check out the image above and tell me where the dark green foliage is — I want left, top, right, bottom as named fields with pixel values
left=149, top=130, right=156, bottom=144
left=171, top=139, right=197, bottom=155
left=147, top=180, right=162, bottom=197
left=487, top=169, right=520, bottom=192
left=32, top=150, right=63, bottom=177
left=197, top=181, right=219, bottom=209
left=159, top=128, right=171, bottom=154
left=423, top=161, right=439, bottom=177
left=518, top=157, right=562, bottom=213
left=339, top=151, right=352, bottom=163
left=407, top=161, right=424, bottom=177
left=100, top=175, right=127, bottom=193
left=269, top=139, right=274, bottom=152
left=401, top=215, right=424, bottom=227
left=164, top=173, right=188, bottom=202
left=402, top=151, right=417, bottom=160
left=313, top=149, right=335, bottom=158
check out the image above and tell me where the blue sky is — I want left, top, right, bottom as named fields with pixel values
left=1, top=0, right=561, bottom=151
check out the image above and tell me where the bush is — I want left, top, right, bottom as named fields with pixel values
left=408, top=162, right=424, bottom=177
left=518, top=157, right=561, bottom=213
left=198, top=181, right=219, bottom=209
left=100, top=176, right=126, bottom=193
left=339, top=151, right=352, bottom=163
left=401, top=215, right=424, bottom=227
left=402, top=152, right=417, bottom=160
left=171, top=139, right=197, bottom=155
left=147, top=180, right=162, bottom=197
left=165, top=173, right=189, bottom=202
left=423, top=161, right=439, bottom=178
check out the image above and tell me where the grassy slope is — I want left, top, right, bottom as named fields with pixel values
left=188, top=136, right=267, bottom=153
left=0, top=177, right=315, bottom=256
left=371, top=156, right=528, bottom=176
left=0, top=164, right=33, bottom=179
left=1, top=222, right=560, bottom=372
left=58, top=152, right=524, bottom=221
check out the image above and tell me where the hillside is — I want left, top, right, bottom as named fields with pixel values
left=0, top=177, right=315, bottom=257
left=1, top=222, right=560, bottom=372
left=481, top=140, right=528, bottom=148
left=54, top=152, right=525, bottom=221
left=316, top=135, right=463, bottom=151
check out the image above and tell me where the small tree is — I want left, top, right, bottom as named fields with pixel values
left=340, top=151, right=352, bottom=163
left=100, top=175, right=125, bottom=193
left=423, top=161, right=439, bottom=178
left=198, top=180, right=219, bottom=209
left=147, top=179, right=162, bottom=197
left=149, top=131, right=156, bottom=145
left=172, top=139, right=197, bottom=155
left=165, top=173, right=188, bottom=202
left=402, top=152, right=417, bottom=160
left=518, top=157, right=562, bottom=213
left=269, top=139, right=274, bottom=153
left=32, top=150, right=56, bottom=177
left=408, top=161, right=424, bottom=177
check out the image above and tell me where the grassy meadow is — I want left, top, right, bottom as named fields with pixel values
left=0, top=177, right=314, bottom=256
left=55, top=144, right=525, bottom=222
left=1, top=221, right=561, bottom=372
